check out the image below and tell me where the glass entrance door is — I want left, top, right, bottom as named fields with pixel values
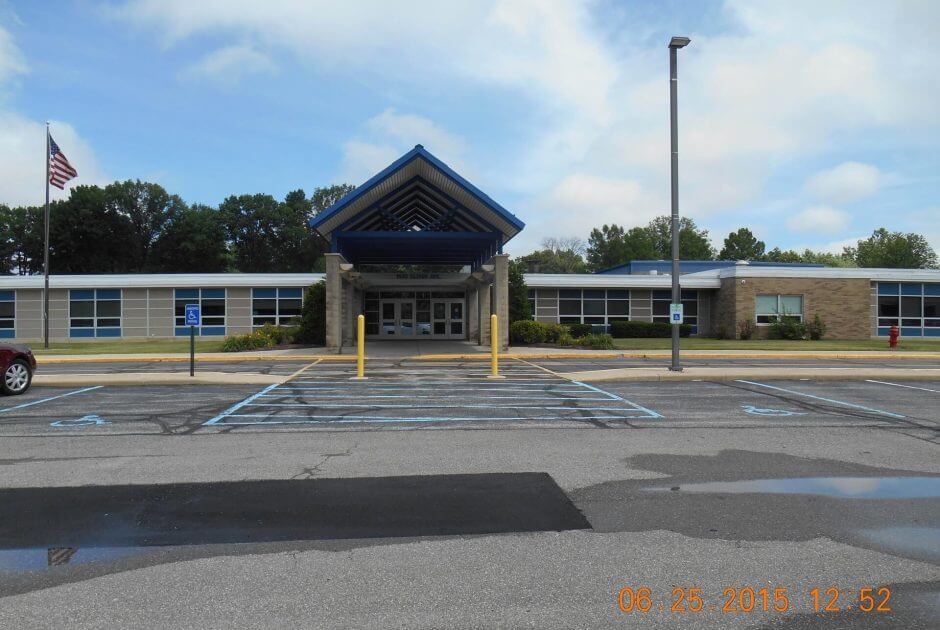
left=380, top=299, right=415, bottom=336
left=367, top=291, right=465, bottom=339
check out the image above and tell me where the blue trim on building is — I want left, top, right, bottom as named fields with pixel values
left=596, top=260, right=826, bottom=275
left=310, top=145, right=525, bottom=236
left=0, top=330, right=14, bottom=339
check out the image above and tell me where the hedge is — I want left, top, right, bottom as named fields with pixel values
left=566, top=323, right=593, bottom=338
left=609, top=320, right=692, bottom=338
left=221, top=323, right=295, bottom=352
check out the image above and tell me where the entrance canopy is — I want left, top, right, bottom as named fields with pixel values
left=310, top=145, right=524, bottom=270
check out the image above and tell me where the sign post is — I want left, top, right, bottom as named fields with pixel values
left=185, top=303, right=200, bottom=377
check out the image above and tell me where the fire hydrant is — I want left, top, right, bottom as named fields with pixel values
left=889, top=325, right=900, bottom=349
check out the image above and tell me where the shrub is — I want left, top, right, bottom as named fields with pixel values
left=806, top=314, right=827, bottom=340
left=712, top=325, right=728, bottom=340
left=556, top=332, right=575, bottom=346
left=769, top=315, right=807, bottom=340
left=221, top=324, right=296, bottom=352
left=737, top=319, right=755, bottom=340
left=294, top=281, right=326, bottom=345
left=609, top=320, right=692, bottom=338
left=542, top=323, right=567, bottom=344
left=576, top=333, right=614, bottom=350
left=510, top=320, right=547, bottom=344
left=565, top=323, right=593, bottom=338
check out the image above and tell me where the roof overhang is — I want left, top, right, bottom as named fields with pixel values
left=310, top=145, right=523, bottom=267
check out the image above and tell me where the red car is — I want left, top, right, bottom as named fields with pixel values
left=1, top=343, right=36, bottom=396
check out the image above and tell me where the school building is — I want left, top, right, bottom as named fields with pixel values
left=1, top=146, right=938, bottom=349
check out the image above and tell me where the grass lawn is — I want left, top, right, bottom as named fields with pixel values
left=611, top=337, right=940, bottom=351
left=28, top=339, right=228, bottom=355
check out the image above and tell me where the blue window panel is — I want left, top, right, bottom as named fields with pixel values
left=96, top=289, right=121, bottom=300
left=877, top=283, right=899, bottom=295
left=174, top=327, right=191, bottom=336
left=279, top=288, right=303, bottom=298
left=901, top=327, right=922, bottom=337
left=924, top=284, right=940, bottom=296
left=96, top=328, right=122, bottom=338
left=877, top=327, right=891, bottom=337
left=175, top=289, right=199, bottom=299
left=202, top=288, right=225, bottom=298
left=901, top=283, right=923, bottom=296
left=652, top=290, right=671, bottom=300
left=70, top=289, right=94, bottom=300
left=924, top=328, right=940, bottom=337
left=681, top=290, right=697, bottom=300
left=0, top=291, right=14, bottom=301
left=253, top=288, right=277, bottom=298
left=201, top=326, right=226, bottom=336
left=70, top=328, right=95, bottom=338
left=0, top=329, right=13, bottom=339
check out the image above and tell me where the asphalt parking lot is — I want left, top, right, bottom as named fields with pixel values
left=1, top=358, right=938, bottom=628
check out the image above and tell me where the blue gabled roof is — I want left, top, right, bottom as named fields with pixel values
left=309, top=144, right=525, bottom=237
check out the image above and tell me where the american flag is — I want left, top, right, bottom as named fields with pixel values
left=48, top=135, right=78, bottom=189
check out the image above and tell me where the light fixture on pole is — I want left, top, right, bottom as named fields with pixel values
left=668, top=36, right=690, bottom=372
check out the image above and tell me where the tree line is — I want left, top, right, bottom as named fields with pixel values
left=0, top=180, right=355, bottom=275
left=2, top=183, right=936, bottom=275
left=517, top=218, right=938, bottom=273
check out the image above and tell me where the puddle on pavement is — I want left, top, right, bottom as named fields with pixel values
left=0, top=473, right=589, bottom=575
left=649, top=476, right=940, bottom=499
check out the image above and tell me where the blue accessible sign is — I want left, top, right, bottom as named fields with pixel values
left=184, top=303, right=201, bottom=326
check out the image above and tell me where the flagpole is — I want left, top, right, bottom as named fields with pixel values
left=43, top=122, right=50, bottom=349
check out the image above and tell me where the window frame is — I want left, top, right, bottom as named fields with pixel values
left=755, top=294, right=803, bottom=325
left=69, top=289, right=122, bottom=338
left=175, top=288, right=227, bottom=336
left=252, top=287, right=304, bottom=328
left=877, top=282, right=940, bottom=336
left=0, top=291, right=14, bottom=338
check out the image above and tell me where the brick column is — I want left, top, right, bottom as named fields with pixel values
left=324, top=253, right=344, bottom=352
left=492, top=254, right=509, bottom=349
left=467, top=285, right=479, bottom=343
left=479, top=282, right=491, bottom=345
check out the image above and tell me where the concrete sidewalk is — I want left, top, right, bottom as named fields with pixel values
left=34, top=347, right=940, bottom=364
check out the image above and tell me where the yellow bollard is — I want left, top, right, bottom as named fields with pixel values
left=353, top=314, right=366, bottom=380
left=487, top=313, right=503, bottom=379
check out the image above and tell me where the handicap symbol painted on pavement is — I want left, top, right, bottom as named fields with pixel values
left=51, top=414, right=111, bottom=427
left=741, top=405, right=807, bottom=417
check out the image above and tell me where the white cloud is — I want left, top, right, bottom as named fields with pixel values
left=805, top=162, right=882, bottom=203
left=0, top=27, right=107, bottom=207
left=110, top=0, right=940, bottom=250
left=339, top=109, right=468, bottom=183
left=182, top=43, right=277, bottom=85
left=786, top=205, right=851, bottom=235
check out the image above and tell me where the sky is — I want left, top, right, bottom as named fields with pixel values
left=0, top=0, right=938, bottom=256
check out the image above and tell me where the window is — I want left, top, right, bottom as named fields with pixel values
left=175, top=289, right=226, bottom=336
left=652, top=290, right=698, bottom=329
left=70, top=289, right=121, bottom=337
left=756, top=294, right=803, bottom=324
left=527, top=289, right=536, bottom=317
left=878, top=282, right=940, bottom=336
left=0, top=291, right=13, bottom=338
left=252, top=288, right=303, bottom=327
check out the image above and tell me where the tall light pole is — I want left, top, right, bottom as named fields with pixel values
left=668, top=36, right=690, bottom=372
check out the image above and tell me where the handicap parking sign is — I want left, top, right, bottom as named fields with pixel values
left=670, top=303, right=683, bottom=324
left=185, top=303, right=201, bottom=326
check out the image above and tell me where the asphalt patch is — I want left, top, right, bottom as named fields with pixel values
left=0, top=473, right=589, bottom=550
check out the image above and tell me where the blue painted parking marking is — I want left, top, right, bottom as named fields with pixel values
left=203, top=383, right=280, bottom=425
left=735, top=380, right=905, bottom=419
left=51, top=414, right=110, bottom=427
left=0, top=386, right=104, bottom=415
left=865, top=380, right=940, bottom=394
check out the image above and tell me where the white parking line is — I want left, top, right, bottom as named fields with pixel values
left=865, top=380, right=940, bottom=394
left=571, top=381, right=664, bottom=419
left=221, top=412, right=654, bottom=424
left=735, top=380, right=905, bottom=419
left=203, top=383, right=280, bottom=425
left=0, top=386, right=103, bottom=415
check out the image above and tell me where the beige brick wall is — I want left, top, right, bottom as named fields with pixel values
left=718, top=276, right=871, bottom=339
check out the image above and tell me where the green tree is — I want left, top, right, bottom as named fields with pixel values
left=0, top=205, right=15, bottom=274
left=310, top=183, right=356, bottom=216
left=294, top=281, right=327, bottom=345
left=49, top=186, right=135, bottom=273
left=219, top=192, right=320, bottom=272
left=719, top=228, right=765, bottom=260
left=647, top=216, right=715, bottom=260
left=104, top=180, right=185, bottom=271
left=843, top=228, right=938, bottom=268
left=585, top=224, right=657, bottom=270
left=508, top=259, right=531, bottom=323
left=150, top=204, right=230, bottom=272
